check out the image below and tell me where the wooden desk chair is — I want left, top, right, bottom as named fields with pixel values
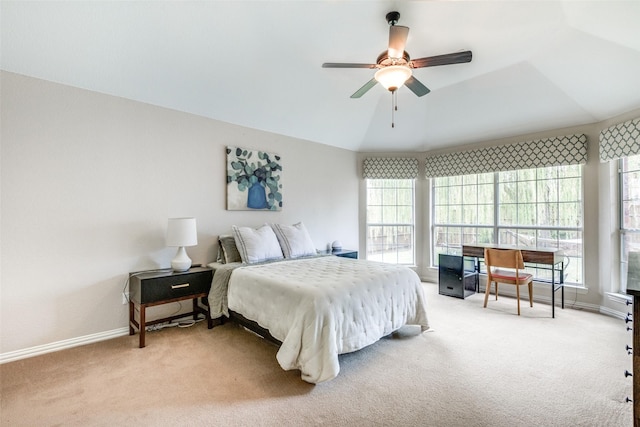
left=483, top=248, right=533, bottom=315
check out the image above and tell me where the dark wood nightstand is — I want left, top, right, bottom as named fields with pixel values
left=128, top=267, right=213, bottom=348
left=333, top=249, right=358, bottom=259
left=319, top=249, right=358, bottom=259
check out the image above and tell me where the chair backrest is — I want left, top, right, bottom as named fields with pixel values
left=484, top=248, right=525, bottom=270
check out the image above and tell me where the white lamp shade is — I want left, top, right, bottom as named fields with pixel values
left=166, top=217, right=198, bottom=247
left=374, top=65, right=412, bottom=91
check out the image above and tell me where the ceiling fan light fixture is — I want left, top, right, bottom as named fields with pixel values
left=374, top=65, right=412, bottom=92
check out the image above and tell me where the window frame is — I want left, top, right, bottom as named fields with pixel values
left=365, top=178, right=416, bottom=265
left=431, top=165, right=584, bottom=286
left=619, top=155, right=640, bottom=293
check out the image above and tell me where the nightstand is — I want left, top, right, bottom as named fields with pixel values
left=128, top=267, right=213, bottom=348
left=334, top=249, right=358, bottom=259
left=322, top=249, right=358, bottom=259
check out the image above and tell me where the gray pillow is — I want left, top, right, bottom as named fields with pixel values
left=218, top=234, right=242, bottom=264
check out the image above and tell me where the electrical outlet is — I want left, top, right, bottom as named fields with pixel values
left=122, top=292, right=129, bottom=305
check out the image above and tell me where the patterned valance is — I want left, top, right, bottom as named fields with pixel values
left=425, top=134, right=588, bottom=178
left=599, top=118, right=640, bottom=162
left=363, top=157, right=419, bottom=179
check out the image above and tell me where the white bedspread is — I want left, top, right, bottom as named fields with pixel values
left=224, top=256, right=429, bottom=383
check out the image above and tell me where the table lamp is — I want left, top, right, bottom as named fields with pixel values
left=166, top=217, right=197, bottom=272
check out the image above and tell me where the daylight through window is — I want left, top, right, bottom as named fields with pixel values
left=366, top=179, right=415, bottom=265
left=432, top=165, right=583, bottom=285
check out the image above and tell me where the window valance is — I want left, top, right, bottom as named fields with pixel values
left=363, top=157, right=419, bottom=179
left=599, top=118, right=640, bottom=162
left=424, top=134, right=588, bottom=178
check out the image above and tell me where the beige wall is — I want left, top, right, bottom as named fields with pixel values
left=0, top=72, right=359, bottom=355
left=2, top=69, right=638, bottom=358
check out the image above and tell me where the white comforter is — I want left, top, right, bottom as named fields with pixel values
left=220, top=256, right=429, bottom=383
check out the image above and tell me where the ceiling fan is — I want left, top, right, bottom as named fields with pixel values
left=322, top=11, right=472, bottom=99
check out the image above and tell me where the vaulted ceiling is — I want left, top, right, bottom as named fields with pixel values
left=2, top=1, right=640, bottom=152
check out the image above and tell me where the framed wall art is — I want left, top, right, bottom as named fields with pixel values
left=226, top=146, right=283, bottom=211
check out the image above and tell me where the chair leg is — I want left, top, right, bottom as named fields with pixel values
left=495, top=283, right=499, bottom=300
left=484, top=281, right=492, bottom=308
left=528, top=282, right=533, bottom=307
left=516, top=284, right=521, bottom=315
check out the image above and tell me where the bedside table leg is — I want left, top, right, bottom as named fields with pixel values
left=128, top=301, right=135, bottom=335
left=192, top=298, right=198, bottom=321
left=139, top=305, right=146, bottom=348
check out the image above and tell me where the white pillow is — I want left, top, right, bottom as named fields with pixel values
left=271, top=222, right=316, bottom=259
left=232, top=224, right=284, bottom=264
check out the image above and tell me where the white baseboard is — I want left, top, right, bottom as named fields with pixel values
left=0, top=327, right=130, bottom=364
left=600, top=305, right=628, bottom=320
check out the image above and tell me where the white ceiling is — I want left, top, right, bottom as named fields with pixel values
left=2, top=1, right=640, bottom=153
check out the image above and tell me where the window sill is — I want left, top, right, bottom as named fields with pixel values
left=606, top=292, right=632, bottom=304
left=560, top=283, right=588, bottom=293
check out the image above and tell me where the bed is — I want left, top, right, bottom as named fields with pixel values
left=207, top=223, right=429, bottom=384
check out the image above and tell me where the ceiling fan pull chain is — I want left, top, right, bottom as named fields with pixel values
left=391, top=90, right=399, bottom=128
left=391, top=91, right=395, bottom=128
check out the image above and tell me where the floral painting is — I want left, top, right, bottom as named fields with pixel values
left=226, top=146, right=283, bottom=211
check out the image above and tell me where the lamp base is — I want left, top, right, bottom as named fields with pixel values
left=171, top=246, right=192, bottom=272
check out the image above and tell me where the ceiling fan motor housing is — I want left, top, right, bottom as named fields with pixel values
left=377, top=50, right=411, bottom=67
left=386, top=11, right=401, bottom=26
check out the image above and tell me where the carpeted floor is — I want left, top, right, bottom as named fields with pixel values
left=0, top=283, right=634, bottom=426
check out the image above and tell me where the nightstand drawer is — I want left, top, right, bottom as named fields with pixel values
left=129, top=267, right=213, bottom=304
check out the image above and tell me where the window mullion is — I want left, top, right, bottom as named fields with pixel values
left=493, top=172, right=499, bottom=244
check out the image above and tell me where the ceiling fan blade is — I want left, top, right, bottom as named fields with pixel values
left=405, top=76, right=430, bottom=97
left=388, top=25, right=409, bottom=59
left=323, top=63, right=377, bottom=69
left=350, top=78, right=378, bottom=98
left=411, top=50, right=472, bottom=68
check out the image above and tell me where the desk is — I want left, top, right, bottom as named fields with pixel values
left=462, top=244, right=565, bottom=318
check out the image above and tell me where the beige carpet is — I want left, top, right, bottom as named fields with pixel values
left=0, top=283, right=633, bottom=426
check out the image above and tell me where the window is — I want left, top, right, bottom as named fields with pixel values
left=366, top=179, right=415, bottom=265
left=620, top=155, right=640, bottom=292
left=432, top=165, right=584, bottom=285
left=433, top=173, right=495, bottom=256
